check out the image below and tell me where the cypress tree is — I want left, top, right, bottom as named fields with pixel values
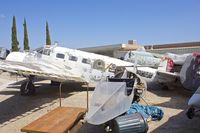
left=46, top=21, right=51, bottom=45
left=11, top=16, right=19, bottom=51
left=23, top=18, right=30, bottom=51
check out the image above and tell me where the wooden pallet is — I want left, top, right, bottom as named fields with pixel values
left=21, top=107, right=86, bottom=133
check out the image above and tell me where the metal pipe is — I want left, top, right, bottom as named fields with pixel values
left=86, top=83, right=89, bottom=112
left=59, top=82, right=62, bottom=107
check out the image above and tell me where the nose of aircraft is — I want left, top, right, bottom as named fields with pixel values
left=6, top=52, right=27, bottom=62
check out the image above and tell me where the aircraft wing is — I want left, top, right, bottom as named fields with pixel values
left=156, top=70, right=179, bottom=83
left=0, top=60, right=86, bottom=83
left=125, top=66, right=179, bottom=83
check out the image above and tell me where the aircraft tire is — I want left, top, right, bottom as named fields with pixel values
left=162, top=85, right=169, bottom=90
left=20, top=81, right=35, bottom=96
left=186, top=107, right=195, bottom=119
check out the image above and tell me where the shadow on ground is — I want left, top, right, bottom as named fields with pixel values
left=151, top=111, right=200, bottom=133
left=147, top=84, right=200, bottom=133
left=147, top=83, right=193, bottom=110
left=0, top=82, right=91, bottom=124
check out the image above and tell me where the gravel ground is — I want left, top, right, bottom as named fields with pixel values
left=0, top=72, right=200, bottom=133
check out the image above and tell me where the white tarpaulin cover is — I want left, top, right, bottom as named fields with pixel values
left=165, top=53, right=191, bottom=65
left=188, top=86, right=200, bottom=106
left=85, top=81, right=134, bottom=125
left=180, top=55, right=200, bottom=91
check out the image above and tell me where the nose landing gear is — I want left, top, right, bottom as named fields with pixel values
left=186, top=107, right=195, bottom=119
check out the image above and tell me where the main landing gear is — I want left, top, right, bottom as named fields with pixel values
left=20, top=76, right=35, bottom=96
left=186, top=107, right=195, bottom=119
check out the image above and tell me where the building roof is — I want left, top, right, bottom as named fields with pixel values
left=144, top=41, right=200, bottom=49
left=79, top=43, right=140, bottom=52
left=79, top=41, right=200, bottom=57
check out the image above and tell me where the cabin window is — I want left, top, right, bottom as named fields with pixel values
left=82, top=58, right=91, bottom=64
left=69, top=55, right=78, bottom=61
left=56, top=53, right=65, bottom=59
left=43, top=49, right=51, bottom=56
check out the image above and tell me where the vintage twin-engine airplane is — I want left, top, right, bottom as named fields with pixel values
left=0, top=44, right=134, bottom=95
left=1, top=42, right=199, bottom=96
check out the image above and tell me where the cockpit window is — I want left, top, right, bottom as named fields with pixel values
left=82, top=58, right=91, bottom=64
left=56, top=53, right=65, bottom=59
left=33, top=47, right=43, bottom=54
left=69, top=55, right=78, bottom=61
left=43, top=49, right=51, bottom=56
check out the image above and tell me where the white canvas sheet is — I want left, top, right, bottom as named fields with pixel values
left=85, top=81, right=134, bottom=125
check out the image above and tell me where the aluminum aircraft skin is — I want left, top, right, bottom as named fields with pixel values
left=0, top=44, right=134, bottom=95
left=122, top=49, right=200, bottom=90
left=106, top=48, right=170, bottom=86
left=123, top=48, right=162, bottom=67
left=124, top=50, right=200, bottom=119
left=122, top=49, right=179, bottom=88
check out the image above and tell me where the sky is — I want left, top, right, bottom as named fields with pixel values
left=0, top=0, right=200, bottom=49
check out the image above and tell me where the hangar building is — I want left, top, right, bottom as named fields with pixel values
left=79, top=40, right=200, bottom=58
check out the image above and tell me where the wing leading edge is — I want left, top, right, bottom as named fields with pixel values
left=0, top=60, right=86, bottom=83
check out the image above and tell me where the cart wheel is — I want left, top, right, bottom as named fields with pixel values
left=186, top=107, right=195, bottom=119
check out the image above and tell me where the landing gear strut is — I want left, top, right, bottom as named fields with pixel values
left=20, top=76, right=35, bottom=96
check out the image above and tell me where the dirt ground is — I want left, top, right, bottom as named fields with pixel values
left=0, top=72, right=200, bottom=133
